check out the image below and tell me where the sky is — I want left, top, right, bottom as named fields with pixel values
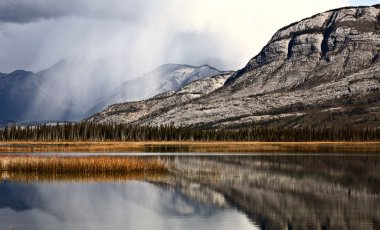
left=0, top=0, right=378, bottom=80
left=350, top=0, right=379, bottom=6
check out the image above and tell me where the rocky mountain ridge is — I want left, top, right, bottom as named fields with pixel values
left=90, top=5, right=380, bottom=129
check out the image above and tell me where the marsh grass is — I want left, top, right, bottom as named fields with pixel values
left=2, top=141, right=380, bottom=153
left=0, top=156, right=168, bottom=179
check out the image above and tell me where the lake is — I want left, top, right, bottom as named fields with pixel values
left=1, top=153, right=380, bottom=229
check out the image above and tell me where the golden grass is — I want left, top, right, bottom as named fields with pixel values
left=1, top=141, right=380, bottom=153
left=0, top=141, right=144, bottom=153
left=0, top=156, right=167, bottom=176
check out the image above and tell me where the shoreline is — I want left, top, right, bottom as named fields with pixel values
left=1, top=141, right=380, bottom=153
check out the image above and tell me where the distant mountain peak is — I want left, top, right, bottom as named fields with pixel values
left=86, top=63, right=224, bottom=116
left=86, top=72, right=233, bottom=124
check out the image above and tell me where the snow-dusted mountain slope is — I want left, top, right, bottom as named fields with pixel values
left=89, top=5, right=380, bottom=129
left=87, top=72, right=232, bottom=124
left=88, top=64, right=223, bottom=115
left=0, top=63, right=223, bottom=122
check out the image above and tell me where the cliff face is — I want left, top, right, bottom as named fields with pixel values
left=90, top=5, right=380, bottom=128
left=228, top=5, right=380, bottom=93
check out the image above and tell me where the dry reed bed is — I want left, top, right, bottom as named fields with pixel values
left=1, top=141, right=380, bottom=153
left=0, top=156, right=167, bottom=175
left=0, top=142, right=145, bottom=153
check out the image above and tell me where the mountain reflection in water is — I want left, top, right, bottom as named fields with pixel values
left=164, top=155, right=380, bottom=230
left=0, top=154, right=379, bottom=230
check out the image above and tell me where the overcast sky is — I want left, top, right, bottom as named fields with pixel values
left=0, top=0, right=378, bottom=79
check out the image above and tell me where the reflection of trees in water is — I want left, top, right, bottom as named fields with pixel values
left=165, top=155, right=380, bottom=229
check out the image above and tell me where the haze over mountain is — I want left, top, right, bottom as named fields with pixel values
left=0, top=63, right=222, bottom=123
left=90, top=5, right=380, bottom=129
left=0, top=70, right=45, bottom=122
left=88, top=64, right=223, bottom=116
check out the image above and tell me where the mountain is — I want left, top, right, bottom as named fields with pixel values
left=0, top=66, right=86, bottom=122
left=89, top=5, right=380, bottom=129
left=88, top=64, right=224, bottom=115
left=87, top=72, right=233, bottom=124
left=0, top=70, right=45, bottom=121
left=0, top=62, right=222, bottom=123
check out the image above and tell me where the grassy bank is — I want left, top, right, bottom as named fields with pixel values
left=0, top=156, right=167, bottom=177
left=1, top=141, right=380, bottom=153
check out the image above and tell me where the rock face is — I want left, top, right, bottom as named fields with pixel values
left=90, top=5, right=380, bottom=128
left=87, top=73, right=232, bottom=124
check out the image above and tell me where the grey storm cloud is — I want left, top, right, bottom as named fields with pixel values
left=0, top=0, right=144, bottom=23
left=0, top=0, right=351, bottom=73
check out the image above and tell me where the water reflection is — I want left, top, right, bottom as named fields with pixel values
left=164, top=155, right=380, bottom=230
left=1, top=154, right=380, bottom=230
left=0, top=181, right=256, bottom=230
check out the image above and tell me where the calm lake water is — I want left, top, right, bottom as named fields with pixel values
left=1, top=153, right=380, bottom=230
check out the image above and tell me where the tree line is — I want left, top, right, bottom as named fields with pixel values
left=0, top=122, right=379, bottom=142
